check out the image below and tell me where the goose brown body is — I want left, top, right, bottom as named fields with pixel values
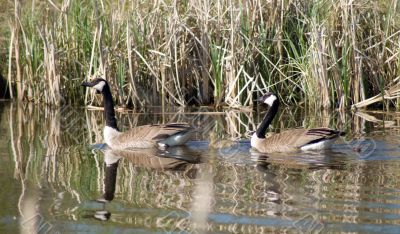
left=251, top=127, right=344, bottom=153
left=106, top=123, right=194, bottom=149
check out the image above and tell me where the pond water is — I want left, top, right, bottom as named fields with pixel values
left=1, top=101, right=400, bottom=233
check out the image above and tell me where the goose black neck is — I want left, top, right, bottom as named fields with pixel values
left=102, top=85, right=118, bottom=130
left=256, top=99, right=279, bottom=138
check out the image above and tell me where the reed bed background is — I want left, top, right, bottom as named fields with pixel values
left=2, top=0, right=400, bottom=109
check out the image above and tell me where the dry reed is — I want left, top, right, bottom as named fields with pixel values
left=3, top=0, right=400, bottom=109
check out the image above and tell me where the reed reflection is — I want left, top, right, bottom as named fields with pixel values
left=3, top=101, right=400, bottom=233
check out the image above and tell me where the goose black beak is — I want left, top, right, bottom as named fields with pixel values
left=253, top=96, right=263, bottom=102
left=81, top=81, right=92, bottom=87
left=81, top=81, right=101, bottom=93
left=253, top=96, right=265, bottom=105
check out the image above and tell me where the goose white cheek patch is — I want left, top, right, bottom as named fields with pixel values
left=264, top=95, right=277, bottom=106
left=93, top=81, right=106, bottom=92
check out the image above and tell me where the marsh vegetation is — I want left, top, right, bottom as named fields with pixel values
left=3, top=0, right=400, bottom=109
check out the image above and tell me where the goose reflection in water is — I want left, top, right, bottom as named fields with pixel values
left=251, top=148, right=347, bottom=171
left=250, top=150, right=347, bottom=217
left=88, top=146, right=203, bottom=221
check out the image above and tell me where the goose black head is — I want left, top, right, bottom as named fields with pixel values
left=81, top=78, right=108, bottom=94
left=257, top=92, right=278, bottom=106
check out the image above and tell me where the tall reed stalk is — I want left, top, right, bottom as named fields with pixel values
left=4, top=0, right=400, bottom=109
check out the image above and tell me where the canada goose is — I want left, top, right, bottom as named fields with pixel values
left=251, top=92, right=344, bottom=153
left=81, top=78, right=194, bottom=149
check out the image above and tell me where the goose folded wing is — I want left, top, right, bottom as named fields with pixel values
left=293, top=128, right=343, bottom=147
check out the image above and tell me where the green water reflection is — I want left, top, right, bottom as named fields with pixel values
left=1, top=101, right=400, bottom=233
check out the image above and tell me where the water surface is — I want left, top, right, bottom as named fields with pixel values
left=1, top=102, right=400, bottom=233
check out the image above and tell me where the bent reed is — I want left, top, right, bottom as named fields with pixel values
left=5, top=0, right=400, bottom=109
